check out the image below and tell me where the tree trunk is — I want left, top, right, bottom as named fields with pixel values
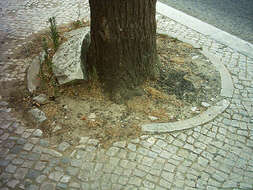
left=86, top=0, right=158, bottom=102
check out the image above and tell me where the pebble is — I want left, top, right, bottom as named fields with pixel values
left=28, top=108, right=47, bottom=124
left=58, top=142, right=70, bottom=152
left=79, top=137, right=89, bottom=144
left=40, top=182, right=55, bottom=190
left=33, top=129, right=43, bottom=137
left=88, top=113, right=96, bottom=119
left=148, top=116, right=158, bottom=121
left=201, top=102, right=210, bottom=108
left=0, top=108, right=12, bottom=112
left=33, top=94, right=47, bottom=104
left=191, top=107, right=198, bottom=112
left=0, top=101, right=8, bottom=107
left=192, top=55, right=199, bottom=60
left=52, top=125, right=62, bottom=132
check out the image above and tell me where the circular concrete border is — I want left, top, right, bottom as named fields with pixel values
left=141, top=31, right=234, bottom=133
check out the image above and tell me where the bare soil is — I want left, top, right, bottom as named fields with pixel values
left=8, top=28, right=221, bottom=148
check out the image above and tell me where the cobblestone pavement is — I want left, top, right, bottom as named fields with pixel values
left=0, top=1, right=253, bottom=190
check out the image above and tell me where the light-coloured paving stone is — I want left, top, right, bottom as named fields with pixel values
left=23, top=143, right=34, bottom=151
left=69, top=182, right=80, bottom=188
left=106, top=147, right=119, bottom=156
left=40, top=182, right=56, bottom=190
left=127, top=143, right=137, bottom=151
left=43, top=148, right=63, bottom=157
left=32, top=129, right=43, bottom=137
left=48, top=171, right=64, bottom=182
left=58, top=142, right=70, bottom=152
left=35, top=175, right=47, bottom=183
left=12, top=158, right=24, bottom=165
left=34, top=161, right=47, bottom=171
left=5, top=164, right=16, bottom=173
left=13, top=167, right=28, bottom=180
left=129, top=176, right=142, bottom=187
left=6, top=179, right=19, bottom=188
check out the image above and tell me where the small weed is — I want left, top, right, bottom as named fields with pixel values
left=40, top=36, right=56, bottom=87
left=48, top=17, right=60, bottom=51
left=72, top=20, right=82, bottom=29
left=22, top=44, right=31, bottom=57
left=42, top=37, right=49, bottom=60
left=41, top=37, right=53, bottom=69
left=72, top=2, right=83, bottom=29
left=38, top=17, right=63, bottom=95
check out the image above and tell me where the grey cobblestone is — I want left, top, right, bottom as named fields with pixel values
left=11, top=158, right=24, bottom=165
left=6, top=179, right=19, bottom=188
left=5, top=164, right=16, bottom=173
left=58, top=142, right=70, bottom=152
left=60, top=175, right=71, bottom=183
left=40, top=182, right=56, bottom=190
left=0, top=160, right=10, bottom=167
left=106, top=147, right=119, bottom=156
left=26, top=169, right=40, bottom=180
left=32, top=129, right=43, bottom=137
left=22, top=160, right=34, bottom=168
left=69, top=181, right=80, bottom=188
left=23, top=143, right=34, bottom=151
left=66, top=167, right=79, bottom=176
left=34, top=161, right=47, bottom=171
left=48, top=171, right=64, bottom=182
left=43, top=148, right=62, bottom=157
left=35, top=175, right=47, bottom=183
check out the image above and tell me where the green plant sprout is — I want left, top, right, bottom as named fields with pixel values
left=48, top=17, right=60, bottom=51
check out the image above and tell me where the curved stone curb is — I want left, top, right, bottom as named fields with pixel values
left=142, top=31, right=234, bottom=134
left=142, top=99, right=229, bottom=133
left=202, top=50, right=234, bottom=98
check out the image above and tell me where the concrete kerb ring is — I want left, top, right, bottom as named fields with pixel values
left=141, top=30, right=234, bottom=134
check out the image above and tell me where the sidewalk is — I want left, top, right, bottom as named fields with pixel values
left=0, top=1, right=253, bottom=190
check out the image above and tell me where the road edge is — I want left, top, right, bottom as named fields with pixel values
left=156, top=1, right=253, bottom=58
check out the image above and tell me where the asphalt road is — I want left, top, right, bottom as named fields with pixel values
left=158, top=0, right=253, bottom=44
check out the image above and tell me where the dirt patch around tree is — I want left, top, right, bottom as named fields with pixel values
left=8, top=28, right=221, bottom=148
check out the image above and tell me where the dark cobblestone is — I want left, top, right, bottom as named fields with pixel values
left=26, top=169, right=40, bottom=180
left=9, top=145, right=23, bottom=154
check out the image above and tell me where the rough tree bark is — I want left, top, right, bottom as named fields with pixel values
left=86, top=0, right=159, bottom=102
